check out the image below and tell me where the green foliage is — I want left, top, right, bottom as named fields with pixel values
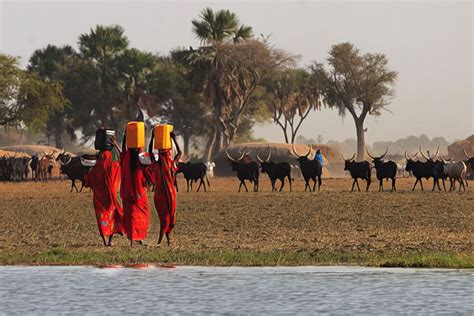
left=18, top=74, right=68, bottom=133
left=0, top=53, right=67, bottom=132
left=192, top=8, right=253, bottom=44
left=263, top=67, right=322, bottom=143
left=2, top=248, right=472, bottom=268
left=0, top=54, right=24, bottom=126
left=312, top=42, right=397, bottom=160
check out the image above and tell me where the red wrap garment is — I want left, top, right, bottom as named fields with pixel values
left=120, top=150, right=152, bottom=241
left=84, top=150, right=124, bottom=238
left=151, top=150, right=178, bottom=234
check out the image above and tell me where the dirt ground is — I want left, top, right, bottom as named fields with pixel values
left=0, top=176, right=472, bottom=263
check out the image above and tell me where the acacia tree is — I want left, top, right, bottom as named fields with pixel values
left=264, top=68, right=322, bottom=143
left=218, top=39, right=293, bottom=146
left=314, top=43, right=397, bottom=161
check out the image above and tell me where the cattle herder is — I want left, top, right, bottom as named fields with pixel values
left=84, top=128, right=125, bottom=247
left=149, top=127, right=181, bottom=247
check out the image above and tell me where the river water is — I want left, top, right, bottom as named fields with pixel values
left=0, top=266, right=472, bottom=314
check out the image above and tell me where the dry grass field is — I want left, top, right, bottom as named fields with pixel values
left=0, top=176, right=473, bottom=267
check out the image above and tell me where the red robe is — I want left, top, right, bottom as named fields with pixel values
left=120, top=150, right=152, bottom=241
left=84, top=150, right=124, bottom=238
left=151, top=150, right=177, bottom=234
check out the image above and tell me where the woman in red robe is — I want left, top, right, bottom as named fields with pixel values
left=120, top=134, right=152, bottom=246
left=84, top=139, right=124, bottom=247
left=149, top=130, right=181, bottom=247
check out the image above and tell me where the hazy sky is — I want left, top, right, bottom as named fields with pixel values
left=1, top=0, right=472, bottom=144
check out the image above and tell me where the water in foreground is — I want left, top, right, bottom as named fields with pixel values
left=0, top=266, right=472, bottom=314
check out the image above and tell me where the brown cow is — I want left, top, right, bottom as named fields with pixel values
left=37, top=151, right=55, bottom=181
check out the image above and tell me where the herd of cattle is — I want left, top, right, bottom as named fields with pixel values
left=1, top=146, right=473, bottom=193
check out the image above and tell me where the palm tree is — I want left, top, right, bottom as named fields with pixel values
left=78, top=25, right=129, bottom=129
left=192, top=8, right=252, bottom=45
left=190, top=8, right=253, bottom=158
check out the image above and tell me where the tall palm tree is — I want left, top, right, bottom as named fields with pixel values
left=78, top=25, right=129, bottom=129
left=190, top=8, right=253, bottom=158
left=192, top=8, right=252, bottom=45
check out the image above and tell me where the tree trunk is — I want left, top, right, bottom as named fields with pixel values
left=54, top=128, right=63, bottom=149
left=183, top=135, right=190, bottom=158
left=212, top=82, right=224, bottom=157
left=205, top=127, right=216, bottom=162
left=355, top=119, right=365, bottom=161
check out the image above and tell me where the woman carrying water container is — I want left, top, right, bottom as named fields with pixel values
left=120, top=122, right=153, bottom=246
left=83, top=128, right=125, bottom=247
left=148, top=124, right=181, bottom=247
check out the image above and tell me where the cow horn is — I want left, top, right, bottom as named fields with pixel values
left=432, top=146, right=440, bottom=159
left=62, top=156, right=72, bottom=165
left=292, top=144, right=311, bottom=158
left=342, top=153, right=356, bottom=161
left=366, top=147, right=376, bottom=159
left=226, top=148, right=244, bottom=162
left=225, top=149, right=237, bottom=162
left=256, top=149, right=264, bottom=163
left=463, top=148, right=472, bottom=159
left=380, top=147, right=389, bottom=159
left=419, top=146, right=430, bottom=160
left=266, top=147, right=271, bottom=162
left=292, top=144, right=302, bottom=158
left=404, top=151, right=409, bottom=160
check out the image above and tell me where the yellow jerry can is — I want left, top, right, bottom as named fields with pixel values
left=126, top=121, right=145, bottom=149
left=154, top=124, right=174, bottom=150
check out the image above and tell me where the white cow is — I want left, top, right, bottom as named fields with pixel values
left=206, top=161, right=216, bottom=178
left=442, top=160, right=467, bottom=191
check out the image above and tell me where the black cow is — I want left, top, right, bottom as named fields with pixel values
left=366, top=148, right=397, bottom=192
left=226, top=150, right=259, bottom=192
left=292, top=144, right=322, bottom=192
left=0, top=157, right=7, bottom=181
left=463, top=149, right=474, bottom=179
left=176, top=162, right=210, bottom=192
left=342, top=153, right=371, bottom=192
left=57, top=150, right=93, bottom=192
left=30, top=154, right=39, bottom=180
left=404, top=147, right=445, bottom=191
left=257, top=148, right=292, bottom=192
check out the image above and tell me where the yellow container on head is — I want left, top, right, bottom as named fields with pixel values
left=154, top=124, right=174, bottom=150
left=126, top=121, right=145, bottom=149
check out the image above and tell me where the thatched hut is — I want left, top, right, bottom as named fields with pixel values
left=213, top=142, right=343, bottom=177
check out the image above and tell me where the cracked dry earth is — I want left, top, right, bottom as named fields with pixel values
left=0, top=177, right=472, bottom=257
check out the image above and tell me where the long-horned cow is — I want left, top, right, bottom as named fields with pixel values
left=56, top=150, right=92, bottom=192
left=366, top=147, right=397, bottom=192
left=441, top=159, right=467, bottom=191
left=292, top=144, right=322, bottom=192
left=463, top=149, right=474, bottom=177
left=342, top=153, right=371, bottom=192
left=226, top=149, right=259, bottom=192
left=419, top=146, right=446, bottom=191
left=257, top=147, right=292, bottom=192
